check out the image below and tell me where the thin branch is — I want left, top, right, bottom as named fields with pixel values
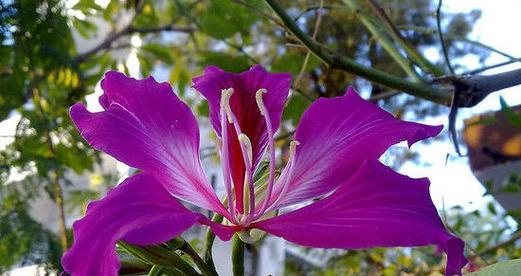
left=345, top=0, right=422, bottom=81
left=294, top=5, right=336, bottom=21
left=294, top=0, right=325, bottom=90
left=222, top=40, right=260, bottom=64
left=369, top=90, right=400, bottom=101
left=436, top=0, right=454, bottom=74
left=469, top=231, right=521, bottom=260
left=74, top=24, right=195, bottom=63
left=396, top=25, right=518, bottom=62
left=465, top=58, right=521, bottom=75
left=263, top=0, right=452, bottom=105
left=364, top=0, right=444, bottom=76
left=232, top=0, right=285, bottom=28
left=32, top=88, right=68, bottom=252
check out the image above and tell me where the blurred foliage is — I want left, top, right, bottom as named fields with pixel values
left=0, top=0, right=519, bottom=274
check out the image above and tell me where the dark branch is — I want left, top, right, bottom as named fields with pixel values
left=74, top=24, right=195, bottom=63
left=454, top=68, right=521, bottom=107
left=436, top=0, right=454, bottom=74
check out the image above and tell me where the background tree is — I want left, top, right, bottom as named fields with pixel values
left=1, top=0, right=520, bottom=274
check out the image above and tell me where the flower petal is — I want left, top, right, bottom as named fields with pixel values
left=192, top=65, right=291, bottom=211
left=62, top=173, right=234, bottom=276
left=70, top=71, right=226, bottom=214
left=269, top=87, right=442, bottom=210
left=254, top=160, right=467, bottom=276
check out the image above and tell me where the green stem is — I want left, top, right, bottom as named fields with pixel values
left=118, top=242, right=199, bottom=276
left=179, top=239, right=216, bottom=276
left=232, top=235, right=245, bottom=276
left=263, top=0, right=452, bottom=105
left=204, top=214, right=224, bottom=275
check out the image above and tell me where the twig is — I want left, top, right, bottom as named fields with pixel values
left=465, top=58, right=521, bottom=75
left=369, top=90, right=400, bottom=101
left=74, top=24, right=195, bottom=63
left=294, top=5, right=336, bottom=21
left=469, top=231, right=521, bottom=260
left=364, top=0, right=444, bottom=76
left=263, top=0, right=452, bottom=105
left=345, top=0, right=422, bottom=81
left=232, top=0, right=284, bottom=28
left=396, top=25, right=518, bottom=63
left=436, top=0, right=454, bottom=74
left=294, top=0, right=325, bottom=90
left=222, top=40, right=259, bottom=64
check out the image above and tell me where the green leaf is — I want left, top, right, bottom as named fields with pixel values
left=141, top=44, right=174, bottom=65
left=197, top=52, right=251, bottom=72
left=199, top=0, right=261, bottom=39
left=282, top=94, right=311, bottom=123
left=500, top=96, right=521, bottom=127
left=466, top=259, right=521, bottom=276
left=272, top=52, right=321, bottom=75
left=72, top=19, right=98, bottom=39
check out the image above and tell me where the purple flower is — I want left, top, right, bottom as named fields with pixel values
left=63, top=65, right=467, bottom=275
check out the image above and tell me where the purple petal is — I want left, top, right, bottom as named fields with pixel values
left=269, top=87, right=443, bottom=210
left=192, top=65, right=291, bottom=212
left=70, top=71, right=226, bottom=214
left=254, top=160, right=467, bottom=275
left=62, top=173, right=234, bottom=276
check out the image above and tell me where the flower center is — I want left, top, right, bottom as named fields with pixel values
left=219, top=87, right=299, bottom=227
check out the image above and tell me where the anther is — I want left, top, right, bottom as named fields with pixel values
left=238, top=133, right=253, bottom=167
left=288, top=140, right=300, bottom=161
left=255, top=88, right=268, bottom=116
left=220, top=88, right=234, bottom=123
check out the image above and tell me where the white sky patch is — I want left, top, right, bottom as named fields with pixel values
left=0, top=114, right=20, bottom=150
left=412, top=0, right=521, bottom=212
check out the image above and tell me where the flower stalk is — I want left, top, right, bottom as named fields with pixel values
left=204, top=214, right=224, bottom=275
left=232, top=235, right=245, bottom=276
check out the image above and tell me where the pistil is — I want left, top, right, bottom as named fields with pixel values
left=221, top=88, right=256, bottom=225
left=219, top=88, right=237, bottom=223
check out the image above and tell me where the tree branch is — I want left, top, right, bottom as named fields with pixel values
left=363, top=0, right=444, bottom=76
left=469, top=231, right=521, bottom=260
left=465, top=58, right=521, bottom=75
left=345, top=0, right=422, bottom=81
left=74, top=24, right=195, bottom=63
left=436, top=0, right=454, bottom=74
left=263, top=0, right=452, bottom=105
left=452, top=68, right=521, bottom=107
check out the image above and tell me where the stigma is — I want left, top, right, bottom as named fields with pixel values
left=220, top=88, right=234, bottom=124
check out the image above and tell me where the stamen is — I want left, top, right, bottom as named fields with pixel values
left=238, top=133, right=254, bottom=218
left=252, top=89, right=277, bottom=221
left=262, top=139, right=300, bottom=214
left=288, top=140, right=301, bottom=162
left=219, top=89, right=237, bottom=223
left=255, top=88, right=268, bottom=116
left=238, top=134, right=253, bottom=166
left=227, top=112, right=256, bottom=222
left=220, top=88, right=234, bottom=124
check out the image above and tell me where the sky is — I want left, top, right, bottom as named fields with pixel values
left=403, top=0, right=521, bottom=213
left=2, top=0, right=521, bottom=213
